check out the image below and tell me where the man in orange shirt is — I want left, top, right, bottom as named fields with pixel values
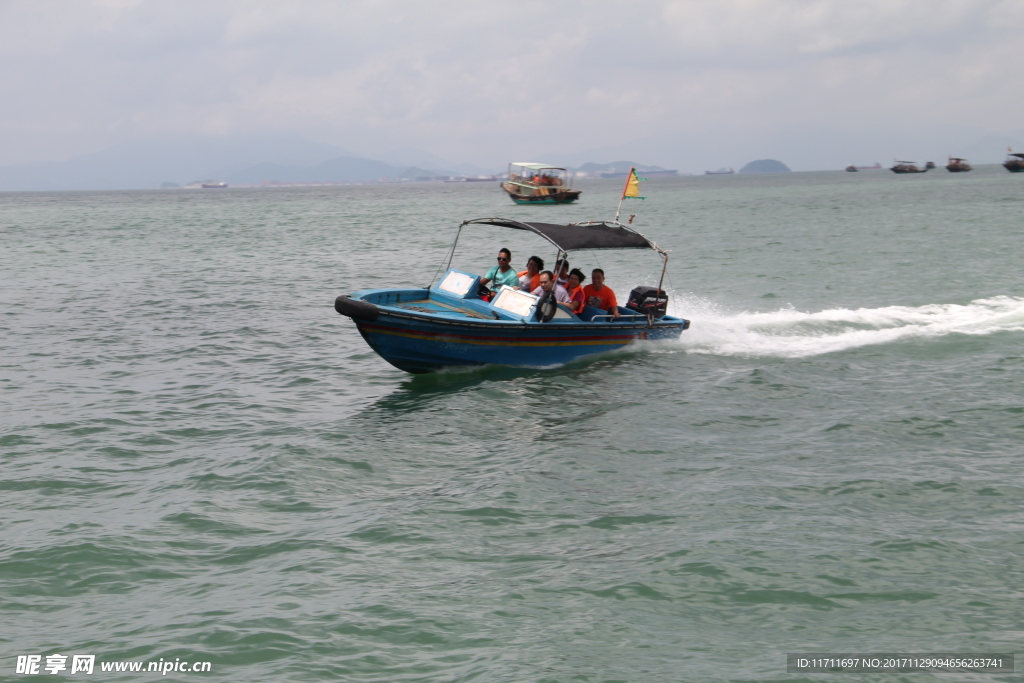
left=582, top=268, right=619, bottom=319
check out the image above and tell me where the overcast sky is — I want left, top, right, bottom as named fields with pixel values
left=2, top=0, right=1021, bottom=171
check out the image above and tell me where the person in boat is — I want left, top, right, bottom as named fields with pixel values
left=565, top=268, right=586, bottom=314
left=531, top=270, right=571, bottom=303
left=555, top=259, right=570, bottom=287
left=518, top=256, right=543, bottom=291
left=582, top=268, right=619, bottom=319
left=480, top=247, right=519, bottom=291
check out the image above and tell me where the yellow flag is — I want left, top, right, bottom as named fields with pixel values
left=622, top=168, right=645, bottom=199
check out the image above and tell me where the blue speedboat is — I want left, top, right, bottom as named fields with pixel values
left=334, top=217, right=689, bottom=374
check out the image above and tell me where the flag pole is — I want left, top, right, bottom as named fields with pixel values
left=614, top=167, right=634, bottom=223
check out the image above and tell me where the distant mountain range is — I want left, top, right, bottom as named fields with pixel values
left=0, top=134, right=494, bottom=192
left=540, top=125, right=1024, bottom=174
left=6, top=125, right=1024, bottom=191
left=0, top=134, right=686, bottom=191
left=574, top=161, right=672, bottom=174
left=739, top=159, right=791, bottom=174
left=208, top=159, right=450, bottom=186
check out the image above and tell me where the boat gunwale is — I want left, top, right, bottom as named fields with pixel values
left=368, top=305, right=686, bottom=331
left=350, top=288, right=685, bottom=331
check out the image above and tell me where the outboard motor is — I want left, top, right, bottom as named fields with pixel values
left=626, top=286, right=668, bottom=318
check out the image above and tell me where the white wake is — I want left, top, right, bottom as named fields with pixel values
left=669, top=295, right=1024, bottom=358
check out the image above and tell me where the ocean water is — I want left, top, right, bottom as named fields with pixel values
left=2, top=168, right=1022, bottom=682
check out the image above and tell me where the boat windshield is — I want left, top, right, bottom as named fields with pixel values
left=491, top=286, right=538, bottom=317
left=437, top=271, right=476, bottom=297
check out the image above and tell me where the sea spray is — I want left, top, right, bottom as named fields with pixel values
left=670, top=295, right=1024, bottom=358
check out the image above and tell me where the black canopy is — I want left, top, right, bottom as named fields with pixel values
left=463, top=217, right=658, bottom=252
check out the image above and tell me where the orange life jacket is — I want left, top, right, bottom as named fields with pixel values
left=517, top=270, right=540, bottom=292
left=567, top=285, right=585, bottom=314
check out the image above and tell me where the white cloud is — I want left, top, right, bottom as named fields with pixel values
left=0, top=0, right=1019, bottom=168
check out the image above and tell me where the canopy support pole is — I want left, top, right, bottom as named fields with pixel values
left=656, top=251, right=669, bottom=294
left=537, top=249, right=568, bottom=322
left=427, top=222, right=464, bottom=289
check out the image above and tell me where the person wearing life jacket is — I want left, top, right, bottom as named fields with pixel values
left=565, top=268, right=586, bottom=315
left=517, top=255, right=543, bottom=292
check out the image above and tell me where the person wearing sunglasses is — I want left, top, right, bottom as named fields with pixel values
left=480, top=248, right=520, bottom=291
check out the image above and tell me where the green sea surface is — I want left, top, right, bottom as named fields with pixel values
left=2, top=168, right=1022, bottom=681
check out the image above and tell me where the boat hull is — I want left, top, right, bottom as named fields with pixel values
left=354, top=313, right=685, bottom=373
left=341, top=301, right=686, bottom=374
left=1004, top=162, right=1024, bottom=173
left=501, top=182, right=581, bottom=204
left=508, top=193, right=581, bottom=205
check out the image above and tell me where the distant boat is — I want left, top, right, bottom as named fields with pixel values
left=1004, top=150, right=1024, bottom=173
left=890, top=161, right=927, bottom=174
left=600, top=169, right=678, bottom=178
left=924, top=161, right=937, bottom=170
left=945, top=157, right=972, bottom=173
left=846, top=163, right=882, bottom=171
left=500, top=163, right=581, bottom=204
left=201, top=182, right=228, bottom=188
left=704, top=168, right=734, bottom=175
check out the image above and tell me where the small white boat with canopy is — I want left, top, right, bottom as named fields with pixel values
left=501, top=162, right=581, bottom=204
